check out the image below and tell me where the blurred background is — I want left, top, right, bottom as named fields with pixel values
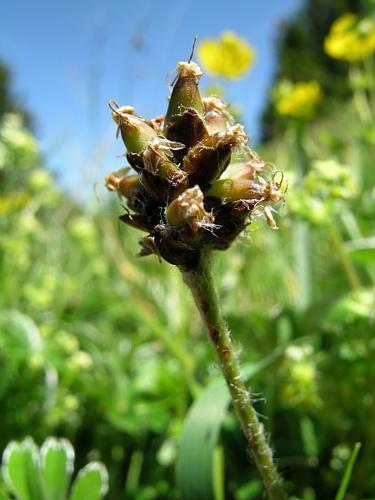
left=0, top=0, right=374, bottom=498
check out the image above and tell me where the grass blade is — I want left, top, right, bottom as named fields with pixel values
left=334, top=442, right=361, bottom=500
left=177, top=349, right=282, bottom=500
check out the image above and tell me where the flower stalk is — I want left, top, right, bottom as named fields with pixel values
left=181, top=253, right=285, bottom=500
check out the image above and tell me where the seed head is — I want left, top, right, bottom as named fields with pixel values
left=106, top=58, right=285, bottom=270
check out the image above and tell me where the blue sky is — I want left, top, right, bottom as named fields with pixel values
left=0, top=0, right=302, bottom=190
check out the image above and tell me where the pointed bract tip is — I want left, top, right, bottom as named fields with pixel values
left=176, top=61, right=203, bottom=80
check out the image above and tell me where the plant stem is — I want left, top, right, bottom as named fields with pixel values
left=181, top=254, right=285, bottom=500
left=292, top=124, right=314, bottom=311
left=327, top=223, right=361, bottom=292
left=349, top=65, right=372, bottom=126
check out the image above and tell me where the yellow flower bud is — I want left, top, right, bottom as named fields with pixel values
left=197, top=32, right=255, bottom=79
left=273, top=80, right=322, bottom=119
left=324, top=13, right=375, bottom=62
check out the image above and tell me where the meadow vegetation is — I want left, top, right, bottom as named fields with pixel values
left=0, top=2, right=374, bottom=498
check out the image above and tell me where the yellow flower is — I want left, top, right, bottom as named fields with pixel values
left=324, top=13, right=375, bottom=62
left=197, top=31, right=255, bottom=79
left=273, top=80, right=322, bottom=119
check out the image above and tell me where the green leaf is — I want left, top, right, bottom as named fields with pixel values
left=335, top=442, right=361, bottom=500
left=300, top=416, right=318, bottom=457
left=0, top=310, right=42, bottom=357
left=212, top=447, right=224, bottom=500
left=2, top=438, right=44, bottom=500
left=234, top=480, right=262, bottom=500
left=69, top=463, right=108, bottom=500
left=40, top=438, right=74, bottom=500
left=345, top=237, right=375, bottom=264
left=0, top=483, right=12, bottom=500
left=177, top=349, right=282, bottom=500
left=326, top=289, right=374, bottom=325
left=178, top=379, right=227, bottom=500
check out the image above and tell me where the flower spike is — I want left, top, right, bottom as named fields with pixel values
left=106, top=57, right=285, bottom=270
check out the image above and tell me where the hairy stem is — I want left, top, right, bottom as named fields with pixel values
left=181, top=254, right=285, bottom=500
